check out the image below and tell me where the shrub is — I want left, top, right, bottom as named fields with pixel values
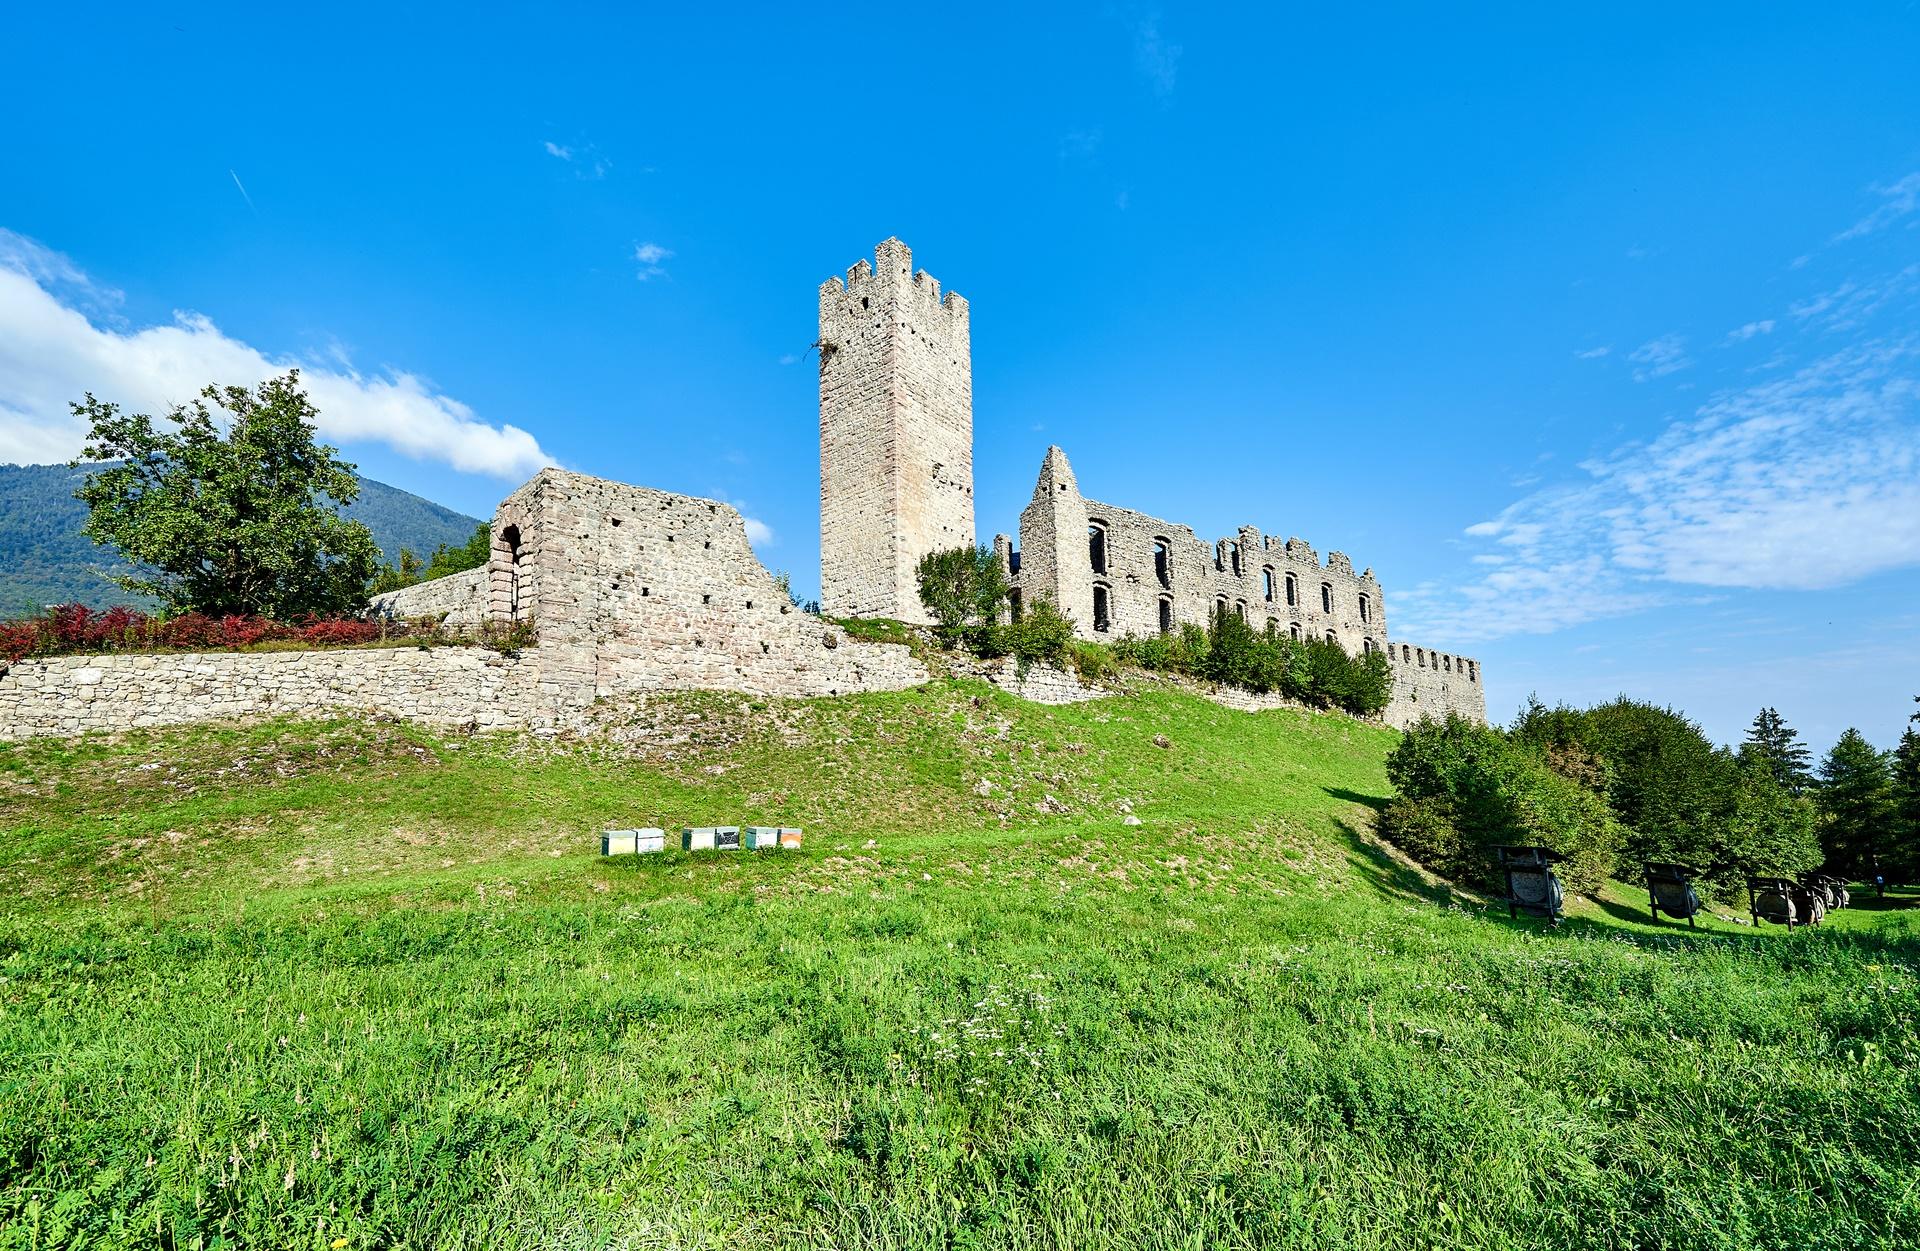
left=1378, top=797, right=1469, bottom=879
left=914, top=546, right=1008, bottom=651
left=1007, top=598, right=1074, bottom=677
left=1070, top=641, right=1119, bottom=683
left=0, top=603, right=522, bottom=664
left=1385, top=715, right=1621, bottom=895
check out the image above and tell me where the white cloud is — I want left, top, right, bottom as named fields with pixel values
left=1128, top=12, right=1181, bottom=99
left=1628, top=333, right=1691, bottom=380
left=715, top=493, right=773, bottom=547
left=1397, top=338, right=1920, bottom=644
left=543, top=140, right=573, bottom=160
left=1574, top=345, right=1611, bottom=359
left=777, top=353, right=799, bottom=366
left=634, top=241, right=673, bottom=281
left=0, top=228, right=553, bottom=479
left=1724, top=319, right=1775, bottom=343
left=1833, top=171, right=1920, bottom=242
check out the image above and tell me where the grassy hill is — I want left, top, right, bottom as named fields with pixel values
left=0, top=462, right=483, bottom=613
left=2, top=683, right=1916, bottom=1248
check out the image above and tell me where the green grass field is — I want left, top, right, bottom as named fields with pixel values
left=2, top=681, right=1916, bottom=1249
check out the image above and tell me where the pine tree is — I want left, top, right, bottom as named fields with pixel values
left=1741, top=706, right=1814, bottom=794
left=1889, top=697, right=1920, bottom=881
left=1816, top=729, right=1894, bottom=876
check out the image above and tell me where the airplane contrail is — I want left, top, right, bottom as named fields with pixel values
left=229, top=169, right=257, bottom=214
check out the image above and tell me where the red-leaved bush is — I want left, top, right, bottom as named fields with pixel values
left=3, top=605, right=399, bottom=663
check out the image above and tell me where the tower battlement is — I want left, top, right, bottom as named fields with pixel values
left=817, top=239, right=975, bottom=621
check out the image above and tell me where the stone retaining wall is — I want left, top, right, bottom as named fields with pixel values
left=0, top=648, right=541, bottom=741
left=370, top=567, right=487, bottom=626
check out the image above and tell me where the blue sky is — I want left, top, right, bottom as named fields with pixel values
left=3, top=3, right=1918, bottom=750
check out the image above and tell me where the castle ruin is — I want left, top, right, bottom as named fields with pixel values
left=0, top=238, right=1484, bottom=739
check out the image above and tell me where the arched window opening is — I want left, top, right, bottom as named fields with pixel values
left=1092, top=584, right=1111, bottom=632
left=1285, top=572, right=1298, bottom=607
left=1153, top=538, right=1172, bottom=589
left=1088, top=521, right=1109, bottom=575
left=1214, top=594, right=1228, bottom=620
left=1362, top=637, right=1375, bottom=655
left=1235, top=599, right=1247, bottom=622
left=1289, top=622, right=1302, bottom=640
left=1468, top=661, right=1478, bottom=682
left=1326, top=630, right=1338, bottom=645
left=1263, top=567, right=1276, bottom=602
left=1417, top=648, right=1426, bottom=667
left=1320, top=582, right=1334, bottom=614
left=495, top=524, right=526, bottom=623
left=1358, top=593, right=1371, bottom=623
left=1444, top=655, right=1453, bottom=672
left=1158, top=596, right=1173, bottom=635
left=1266, top=617, right=1279, bottom=636
left=1230, top=543, right=1243, bottom=578
left=1401, top=644, right=1412, bottom=663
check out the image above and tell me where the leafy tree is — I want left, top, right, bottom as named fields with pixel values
left=1383, top=715, right=1622, bottom=894
left=1741, top=707, right=1814, bottom=794
left=914, top=545, right=1008, bottom=650
left=370, top=549, right=426, bottom=595
left=1715, top=755, right=1822, bottom=900
left=1199, top=604, right=1274, bottom=691
left=1815, top=729, right=1894, bottom=876
left=70, top=372, right=379, bottom=618
left=1893, top=698, right=1920, bottom=881
left=1577, top=699, right=1733, bottom=871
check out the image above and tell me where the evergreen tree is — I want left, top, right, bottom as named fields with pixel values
left=1740, top=706, right=1814, bottom=794
left=1889, top=697, right=1920, bottom=882
left=1815, top=729, right=1893, bottom=876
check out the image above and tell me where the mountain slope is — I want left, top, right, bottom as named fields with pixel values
left=0, top=462, right=484, bottom=612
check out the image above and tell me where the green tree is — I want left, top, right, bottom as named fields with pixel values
left=71, top=372, right=379, bottom=618
left=1716, top=755, right=1822, bottom=900
left=1884, top=698, right=1919, bottom=881
left=1577, top=699, right=1734, bottom=872
left=1741, top=707, right=1814, bottom=794
left=914, top=545, right=1008, bottom=649
left=1815, top=729, right=1893, bottom=876
left=370, top=549, right=426, bottom=595
left=1007, top=596, right=1074, bottom=676
left=423, top=523, right=493, bottom=581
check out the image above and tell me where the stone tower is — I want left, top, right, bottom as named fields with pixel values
left=818, top=238, right=974, bottom=621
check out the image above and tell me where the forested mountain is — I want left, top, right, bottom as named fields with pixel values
left=0, top=462, right=483, bottom=613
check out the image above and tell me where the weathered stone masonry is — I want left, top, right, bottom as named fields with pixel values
left=2, top=236, right=1488, bottom=740
left=999, top=443, right=1486, bottom=726
left=818, top=239, right=974, bottom=623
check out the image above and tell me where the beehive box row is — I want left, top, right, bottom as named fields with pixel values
left=600, top=827, right=802, bottom=855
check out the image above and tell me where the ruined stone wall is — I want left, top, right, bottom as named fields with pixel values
left=0, top=647, right=541, bottom=741
left=369, top=566, right=487, bottom=626
left=1385, top=646, right=1488, bottom=727
left=1007, top=447, right=1388, bottom=656
left=818, top=239, right=973, bottom=622
left=491, top=469, right=929, bottom=703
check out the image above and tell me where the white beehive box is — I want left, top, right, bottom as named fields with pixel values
left=779, top=827, right=803, bottom=849
left=635, top=828, right=665, bottom=854
left=601, top=830, right=639, bottom=856
left=744, top=826, right=781, bottom=850
left=713, top=826, right=742, bottom=851
left=682, top=827, right=718, bottom=851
